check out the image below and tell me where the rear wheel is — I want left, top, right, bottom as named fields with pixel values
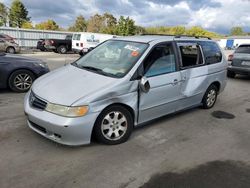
left=227, top=70, right=236, bottom=78
left=6, top=47, right=15, bottom=54
left=8, top=69, right=35, bottom=92
left=57, top=45, right=67, bottom=54
left=93, top=105, right=133, bottom=145
left=202, top=85, right=218, bottom=109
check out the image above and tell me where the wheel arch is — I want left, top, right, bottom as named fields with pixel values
left=6, top=46, right=16, bottom=52
left=210, top=81, right=221, bottom=92
left=91, top=102, right=136, bottom=140
left=7, top=68, right=37, bottom=87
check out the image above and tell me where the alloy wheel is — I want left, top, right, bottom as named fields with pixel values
left=14, top=73, right=32, bottom=91
left=101, top=111, right=128, bottom=141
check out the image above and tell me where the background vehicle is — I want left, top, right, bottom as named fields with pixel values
left=0, top=39, right=20, bottom=54
left=24, top=35, right=227, bottom=146
left=36, top=39, right=47, bottom=51
left=0, top=53, right=49, bottom=92
left=0, top=33, right=15, bottom=43
left=227, top=44, right=250, bottom=78
left=44, top=34, right=72, bottom=54
left=72, top=32, right=116, bottom=55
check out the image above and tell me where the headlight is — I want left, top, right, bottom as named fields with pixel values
left=45, top=103, right=88, bottom=117
left=37, top=62, right=48, bottom=68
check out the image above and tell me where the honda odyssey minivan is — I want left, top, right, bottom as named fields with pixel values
left=24, top=35, right=227, bottom=145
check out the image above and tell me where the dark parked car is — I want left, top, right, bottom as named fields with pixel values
left=44, top=34, right=72, bottom=54
left=37, top=39, right=47, bottom=51
left=0, top=53, right=49, bottom=92
left=227, top=44, right=250, bottom=78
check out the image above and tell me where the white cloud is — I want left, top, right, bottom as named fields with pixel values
left=2, top=0, right=250, bottom=33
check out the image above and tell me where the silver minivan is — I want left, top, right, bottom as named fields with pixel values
left=24, top=35, right=227, bottom=145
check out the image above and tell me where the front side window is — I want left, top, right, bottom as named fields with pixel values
left=199, top=41, right=222, bottom=64
left=73, top=40, right=148, bottom=78
left=144, top=44, right=176, bottom=77
left=73, top=34, right=81, bottom=40
left=178, top=43, right=203, bottom=68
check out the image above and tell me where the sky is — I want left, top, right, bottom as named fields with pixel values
left=2, top=0, right=250, bottom=34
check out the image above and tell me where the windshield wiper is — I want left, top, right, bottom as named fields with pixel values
left=80, top=65, right=116, bottom=77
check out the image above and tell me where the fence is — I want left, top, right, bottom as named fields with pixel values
left=0, top=27, right=74, bottom=47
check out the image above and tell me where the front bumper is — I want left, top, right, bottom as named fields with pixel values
left=24, top=91, right=99, bottom=146
left=228, top=66, right=250, bottom=75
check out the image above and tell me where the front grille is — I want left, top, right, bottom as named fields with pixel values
left=29, top=91, right=47, bottom=110
left=29, top=121, right=46, bottom=133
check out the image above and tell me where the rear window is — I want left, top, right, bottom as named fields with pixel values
left=199, top=41, right=222, bottom=64
left=73, top=34, right=81, bottom=40
left=235, top=45, right=250, bottom=54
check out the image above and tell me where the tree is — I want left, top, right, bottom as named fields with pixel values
left=68, top=15, right=87, bottom=32
left=9, top=0, right=30, bottom=28
left=170, top=26, right=186, bottom=35
left=35, top=19, right=59, bottom=30
left=87, top=14, right=104, bottom=33
left=116, top=16, right=136, bottom=36
left=0, top=2, right=8, bottom=26
left=21, top=21, right=33, bottom=29
left=135, top=26, right=146, bottom=34
left=230, top=27, right=244, bottom=36
left=100, top=13, right=117, bottom=34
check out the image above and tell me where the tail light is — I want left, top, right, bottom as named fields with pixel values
left=228, top=54, right=233, bottom=61
left=80, top=43, right=83, bottom=47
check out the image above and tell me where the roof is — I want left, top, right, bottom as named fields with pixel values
left=113, top=35, right=212, bottom=43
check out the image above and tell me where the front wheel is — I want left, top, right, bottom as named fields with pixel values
left=93, top=105, right=133, bottom=145
left=57, top=45, right=67, bottom=54
left=6, top=47, right=15, bottom=54
left=8, top=69, right=35, bottom=92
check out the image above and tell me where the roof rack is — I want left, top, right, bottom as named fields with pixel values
left=140, top=34, right=212, bottom=40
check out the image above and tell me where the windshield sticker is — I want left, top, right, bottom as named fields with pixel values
left=124, top=45, right=140, bottom=51
left=131, top=51, right=139, bottom=57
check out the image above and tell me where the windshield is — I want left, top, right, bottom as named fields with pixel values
left=73, top=40, right=148, bottom=78
left=235, top=45, right=250, bottom=54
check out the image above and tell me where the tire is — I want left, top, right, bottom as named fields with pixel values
left=57, top=45, right=67, bottom=54
left=202, top=85, right=218, bottom=109
left=93, top=105, right=133, bottom=145
left=6, top=47, right=15, bottom=54
left=8, top=69, right=35, bottom=92
left=227, top=70, right=236, bottom=78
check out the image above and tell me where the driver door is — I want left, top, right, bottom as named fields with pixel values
left=138, top=42, right=182, bottom=123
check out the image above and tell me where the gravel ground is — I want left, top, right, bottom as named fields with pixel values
left=0, top=51, right=250, bottom=188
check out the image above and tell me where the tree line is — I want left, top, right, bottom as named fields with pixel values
left=0, top=0, right=248, bottom=37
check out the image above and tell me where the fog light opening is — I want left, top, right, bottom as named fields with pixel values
left=54, top=133, right=61, bottom=138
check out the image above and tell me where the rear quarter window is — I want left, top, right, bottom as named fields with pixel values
left=199, top=41, right=222, bottom=64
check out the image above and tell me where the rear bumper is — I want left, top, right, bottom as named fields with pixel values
left=228, top=66, right=250, bottom=75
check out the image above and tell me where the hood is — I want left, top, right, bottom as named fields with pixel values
left=32, top=64, right=116, bottom=106
left=4, top=53, right=43, bottom=64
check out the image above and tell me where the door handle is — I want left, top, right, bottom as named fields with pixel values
left=172, top=79, right=178, bottom=85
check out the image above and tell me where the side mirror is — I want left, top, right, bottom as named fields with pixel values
left=139, top=76, right=150, bottom=93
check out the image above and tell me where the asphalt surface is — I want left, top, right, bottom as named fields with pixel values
left=0, top=51, right=250, bottom=188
